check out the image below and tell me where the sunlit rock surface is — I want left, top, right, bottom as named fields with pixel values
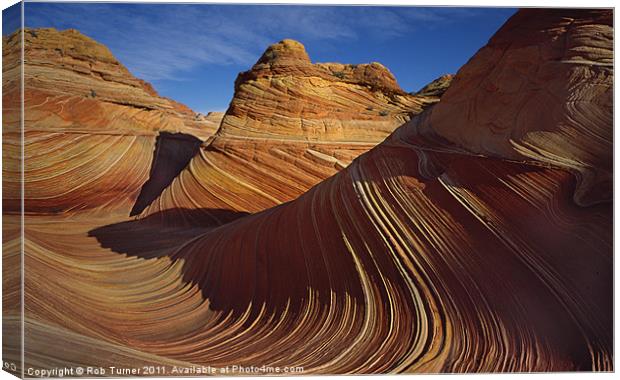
left=140, top=39, right=446, bottom=218
left=219, top=38, right=432, bottom=141
left=413, top=74, right=453, bottom=97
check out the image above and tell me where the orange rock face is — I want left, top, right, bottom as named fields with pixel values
left=219, top=39, right=431, bottom=141
left=2, top=28, right=219, bottom=214
left=416, top=9, right=612, bottom=206
left=140, top=39, right=445, bottom=218
left=12, top=28, right=215, bottom=136
left=2, top=8, right=612, bottom=375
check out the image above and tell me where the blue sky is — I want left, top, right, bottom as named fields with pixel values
left=12, top=3, right=515, bottom=113
left=2, top=2, right=20, bottom=36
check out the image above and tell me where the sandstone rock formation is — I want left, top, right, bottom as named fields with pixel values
left=138, top=9, right=611, bottom=372
left=4, top=8, right=612, bottom=375
left=2, top=28, right=217, bottom=214
left=139, top=39, right=447, bottom=218
left=119, top=9, right=610, bottom=372
left=13, top=28, right=215, bottom=136
left=219, top=38, right=431, bottom=141
left=4, top=28, right=219, bottom=368
left=4, top=28, right=451, bottom=372
left=413, top=74, right=453, bottom=97
left=416, top=10, right=612, bottom=206
left=196, top=111, right=225, bottom=128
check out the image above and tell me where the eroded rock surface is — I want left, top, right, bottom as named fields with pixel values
left=142, top=9, right=611, bottom=372
left=218, top=38, right=436, bottom=142
left=414, top=74, right=453, bottom=97
left=2, top=28, right=217, bottom=213
left=141, top=39, right=448, bottom=218
left=416, top=9, right=612, bottom=206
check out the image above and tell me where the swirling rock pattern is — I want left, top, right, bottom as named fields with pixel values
left=2, top=28, right=221, bottom=214
left=2, top=8, right=612, bottom=375
left=416, top=9, right=612, bottom=206
left=138, top=138, right=373, bottom=217
left=2, top=28, right=218, bottom=372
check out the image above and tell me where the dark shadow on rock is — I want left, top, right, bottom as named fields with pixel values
left=88, top=208, right=249, bottom=259
left=130, top=132, right=203, bottom=217
left=87, top=204, right=365, bottom=319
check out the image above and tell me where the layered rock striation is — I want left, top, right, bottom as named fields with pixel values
left=2, top=28, right=217, bottom=214
left=218, top=39, right=432, bottom=142
left=9, top=28, right=215, bottom=136
left=136, top=9, right=610, bottom=371
left=416, top=10, right=612, bottom=206
left=78, top=8, right=613, bottom=372
left=139, top=39, right=448, bottom=218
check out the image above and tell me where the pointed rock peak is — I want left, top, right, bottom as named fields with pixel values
left=256, top=39, right=311, bottom=65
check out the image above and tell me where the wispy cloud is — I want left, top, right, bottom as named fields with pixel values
left=25, top=3, right=485, bottom=81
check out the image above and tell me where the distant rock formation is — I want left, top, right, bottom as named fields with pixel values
left=9, top=8, right=612, bottom=375
left=7, top=28, right=215, bottom=137
left=196, top=111, right=225, bottom=128
left=413, top=74, right=454, bottom=97
left=218, top=39, right=438, bottom=142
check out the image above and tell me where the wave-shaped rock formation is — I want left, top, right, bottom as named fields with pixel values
left=415, top=11, right=612, bottom=207
left=4, top=8, right=612, bottom=375
left=139, top=39, right=447, bottom=217
left=2, top=28, right=220, bottom=214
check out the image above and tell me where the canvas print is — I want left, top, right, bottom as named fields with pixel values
left=1, top=1, right=613, bottom=377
